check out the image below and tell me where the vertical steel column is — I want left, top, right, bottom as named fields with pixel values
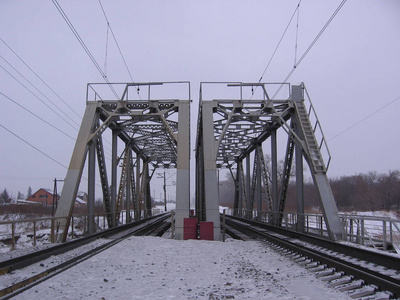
left=293, top=87, right=304, bottom=232
left=135, top=157, right=141, bottom=220
left=111, top=130, right=118, bottom=227
left=195, top=139, right=205, bottom=221
left=142, top=160, right=148, bottom=218
left=143, top=160, right=152, bottom=218
left=125, top=147, right=131, bottom=223
left=175, top=100, right=191, bottom=239
left=246, top=154, right=251, bottom=218
left=256, top=145, right=262, bottom=221
left=271, top=130, right=278, bottom=223
left=88, top=141, right=95, bottom=234
left=234, top=163, right=240, bottom=216
left=201, top=101, right=221, bottom=240
left=295, top=140, right=305, bottom=232
left=238, top=162, right=242, bottom=216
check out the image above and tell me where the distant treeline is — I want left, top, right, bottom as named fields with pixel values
left=219, top=170, right=400, bottom=212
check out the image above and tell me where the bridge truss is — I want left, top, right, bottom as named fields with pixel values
left=55, top=82, right=191, bottom=241
left=55, top=81, right=343, bottom=242
left=195, top=82, right=343, bottom=240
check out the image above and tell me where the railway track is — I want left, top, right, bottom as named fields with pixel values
left=223, top=214, right=400, bottom=299
left=0, top=213, right=170, bottom=299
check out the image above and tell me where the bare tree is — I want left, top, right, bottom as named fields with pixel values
left=330, top=176, right=356, bottom=211
left=378, top=170, right=400, bottom=210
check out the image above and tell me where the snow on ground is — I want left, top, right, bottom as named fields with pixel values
left=348, top=210, right=399, bottom=219
left=13, top=236, right=350, bottom=300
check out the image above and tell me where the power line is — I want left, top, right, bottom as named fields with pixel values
left=52, top=0, right=119, bottom=99
left=258, top=0, right=302, bottom=84
left=97, top=0, right=141, bottom=99
left=98, top=0, right=135, bottom=82
left=0, top=122, right=101, bottom=188
left=0, top=63, right=80, bottom=131
left=294, top=2, right=301, bottom=66
left=272, top=0, right=347, bottom=99
left=0, top=55, right=80, bottom=128
left=0, top=40, right=114, bottom=157
left=328, top=95, right=400, bottom=141
left=0, top=123, right=68, bottom=169
left=0, top=92, right=76, bottom=140
left=0, top=37, right=82, bottom=119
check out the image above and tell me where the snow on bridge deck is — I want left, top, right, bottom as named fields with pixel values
left=14, top=236, right=349, bottom=299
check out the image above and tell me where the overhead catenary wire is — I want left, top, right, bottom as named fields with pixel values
left=294, top=3, right=300, bottom=66
left=0, top=37, right=82, bottom=119
left=272, top=0, right=347, bottom=99
left=0, top=122, right=99, bottom=188
left=0, top=63, right=80, bottom=131
left=0, top=92, right=76, bottom=141
left=258, top=0, right=302, bottom=84
left=0, top=55, right=80, bottom=128
left=98, top=0, right=141, bottom=99
left=52, top=0, right=119, bottom=99
left=328, top=95, right=400, bottom=141
left=249, top=0, right=301, bottom=101
left=0, top=53, right=117, bottom=165
left=0, top=123, right=68, bottom=169
left=98, top=0, right=135, bottom=82
left=104, top=21, right=109, bottom=78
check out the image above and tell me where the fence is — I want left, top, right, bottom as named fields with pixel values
left=0, top=209, right=162, bottom=252
left=224, top=209, right=400, bottom=252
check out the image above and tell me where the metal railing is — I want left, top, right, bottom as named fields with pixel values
left=302, top=84, right=332, bottom=170
left=86, top=81, right=191, bottom=103
left=340, top=214, right=400, bottom=251
left=0, top=209, right=162, bottom=252
left=224, top=209, right=400, bottom=252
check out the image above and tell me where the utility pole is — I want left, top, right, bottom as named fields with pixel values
left=52, top=178, right=65, bottom=216
left=52, top=178, right=64, bottom=243
left=157, top=169, right=176, bottom=213
left=163, top=168, right=167, bottom=212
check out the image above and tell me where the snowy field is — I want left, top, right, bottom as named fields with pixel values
left=11, top=236, right=350, bottom=300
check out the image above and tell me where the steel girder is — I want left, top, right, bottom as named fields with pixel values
left=196, top=83, right=292, bottom=240
left=196, top=82, right=343, bottom=241
left=55, top=82, right=190, bottom=242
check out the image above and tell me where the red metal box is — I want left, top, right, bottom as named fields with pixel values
left=199, top=222, right=214, bottom=240
left=183, top=218, right=198, bottom=240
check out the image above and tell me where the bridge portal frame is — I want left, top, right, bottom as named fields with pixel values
left=195, top=82, right=343, bottom=241
left=54, top=82, right=191, bottom=242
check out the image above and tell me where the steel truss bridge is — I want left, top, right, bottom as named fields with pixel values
left=54, top=81, right=343, bottom=242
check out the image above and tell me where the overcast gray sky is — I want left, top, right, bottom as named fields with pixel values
left=1, top=0, right=399, bottom=199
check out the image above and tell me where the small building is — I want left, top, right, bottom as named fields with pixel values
left=75, top=192, right=88, bottom=207
left=27, top=188, right=57, bottom=206
left=76, top=191, right=88, bottom=204
left=27, top=188, right=87, bottom=207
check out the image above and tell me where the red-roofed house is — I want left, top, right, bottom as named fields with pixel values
left=27, top=188, right=56, bottom=206
left=27, top=188, right=87, bottom=207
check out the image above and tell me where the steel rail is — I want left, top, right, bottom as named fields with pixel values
left=0, top=213, right=168, bottom=275
left=0, top=213, right=170, bottom=299
left=224, top=215, right=400, bottom=298
left=225, top=214, right=400, bottom=271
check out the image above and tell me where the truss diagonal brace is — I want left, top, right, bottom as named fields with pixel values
left=54, top=102, right=100, bottom=242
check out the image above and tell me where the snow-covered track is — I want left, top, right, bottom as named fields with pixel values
left=224, top=215, right=400, bottom=299
left=0, top=213, right=170, bottom=299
